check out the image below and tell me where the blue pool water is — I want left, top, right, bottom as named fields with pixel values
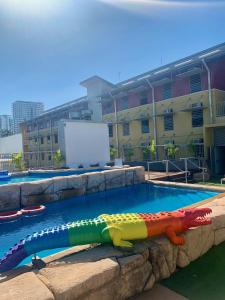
left=0, top=169, right=105, bottom=185
left=0, top=183, right=218, bottom=267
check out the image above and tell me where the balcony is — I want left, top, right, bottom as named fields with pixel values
left=216, top=101, right=225, bottom=117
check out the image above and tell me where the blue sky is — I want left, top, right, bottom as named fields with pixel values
left=0, top=0, right=225, bottom=114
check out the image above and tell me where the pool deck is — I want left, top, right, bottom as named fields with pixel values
left=145, top=171, right=186, bottom=181
left=134, top=284, right=188, bottom=300
left=2, top=179, right=225, bottom=299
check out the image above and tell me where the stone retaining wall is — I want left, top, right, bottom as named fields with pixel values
left=2, top=193, right=225, bottom=300
left=0, top=166, right=145, bottom=211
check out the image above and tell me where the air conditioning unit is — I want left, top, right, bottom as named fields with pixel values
left=164, top=108, right=173, bottom=114
left=192, top=102, right=203, bottom=108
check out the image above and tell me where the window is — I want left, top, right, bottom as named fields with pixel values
left=123, top=122, right=130, bottom=136
left=163, top=83, right=172, bottom=100
left=190, top=74, right=201, bottom=93
left=192, top=109, right=203, bottom=127
left=34, top=137, right=37, bottom=144
left=41, top=153, right=45, bottom=160
left=108, top=125, right=113, bottom=137
left=30, top=154, right=33, bottom=160
left=141, top=119, right=149, bottom=134
left=41, top=137, right=44, bottom=144
left=106, top=102, right=113, bottom=114
left=48, top=155, right=52, bottom=161
left=164, top=115, right=174, bottom=131
left=140, top=92, right=148, bottom=105
left=47, top=135, right=51, bottom=143
left=54, top=134, right=58, bottom=144
left=121, top=97, right=129, bottom=110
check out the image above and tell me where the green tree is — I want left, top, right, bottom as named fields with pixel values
left=187, top=142, right=196, bottom=156
left=124, top=148, right=134, bottom=161
left=110, top=147, right=117, bottom=160
left=12, top=151, right=25, bottom=171
left=53, top=149, right=64, bottom=168
left=165, top=143, right=179, bottom=159
left=142, top=139, right=156, bottom=161
left=149, top=139, right=156, bottom=160
left=142, top=147, right=150, bottom=161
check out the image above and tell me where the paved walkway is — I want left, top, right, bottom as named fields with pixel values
left=145, top=171, right=186, bottom=181
left=133, top=284, right=188, bottom=300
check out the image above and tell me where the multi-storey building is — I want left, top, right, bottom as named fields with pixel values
left=100, top=42, right=225, bottom=174
left=0, top=115, right=13, bottom=136
left=21, top=76, right=113, bottom=168
left=12, top=101, right=44, bottom=134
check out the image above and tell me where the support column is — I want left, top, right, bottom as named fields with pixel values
left=202, top=59, right=213, bottom=123
left=146, top=79, right=158, bottom=159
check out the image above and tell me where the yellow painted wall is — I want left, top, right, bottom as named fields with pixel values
left=103, top=89, right=225, bottom=161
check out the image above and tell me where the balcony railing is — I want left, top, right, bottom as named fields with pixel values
left=216, top=102, right=225, bottom=117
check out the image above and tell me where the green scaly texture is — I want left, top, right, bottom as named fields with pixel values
left=68, top=216, right=111, bottom=246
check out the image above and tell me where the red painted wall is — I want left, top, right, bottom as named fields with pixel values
left=102, top=56, right=225, bottom=115
left=210, top=58, right=225, bottom=90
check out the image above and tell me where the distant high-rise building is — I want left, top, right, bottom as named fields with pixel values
left=12, top=101, right=44, bottom=133
left=0, top=115, right=13, bottom=136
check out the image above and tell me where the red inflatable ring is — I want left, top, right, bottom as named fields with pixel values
left=0, top=211, right=22, bottom=222
left=21, top=205, right=46, bottom=216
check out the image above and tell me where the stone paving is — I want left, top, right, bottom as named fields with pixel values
left=133, top=284, right=188, bottom=300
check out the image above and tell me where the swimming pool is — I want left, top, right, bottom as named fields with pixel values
left=0, top=168, right=105, bottom=185
left=0, top=183, right=218, bottom=268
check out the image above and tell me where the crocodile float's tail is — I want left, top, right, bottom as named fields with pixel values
left=0, top=217, right=110, bottom=273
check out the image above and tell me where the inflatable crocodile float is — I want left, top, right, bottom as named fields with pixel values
left=0, top=207, right=212, bottom=272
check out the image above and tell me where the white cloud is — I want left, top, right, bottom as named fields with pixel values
left=99, top=0, right=225, bottom=9
left=0, top=0, right=73, bottom=18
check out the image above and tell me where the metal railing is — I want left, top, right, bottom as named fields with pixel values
left=147, top=157, right=207, bottom=183
left=0, top=154, right=14, bottom=172
left=147, top=160, right=189, bottom=182
left=147, top=160, right=166, bottom=180
left=180, top=157, right=207, bottom=183
left=164, top=160, right=190, bottom=183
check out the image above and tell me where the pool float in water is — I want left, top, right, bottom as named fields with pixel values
left=0, top=211, right=22, bottom=223
left=0, top=170, right=11, bottom=181
left=0, top=208, right=212, bottom=272
left=21, top=205, right=46, bottom=216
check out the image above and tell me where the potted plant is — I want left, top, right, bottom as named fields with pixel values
left=142, top=139, right=156, bottom=161
left=11, top=151, right=25, bottom=171
left=110, top=147, right=118, bottom=161
left=124, top=148, right=134, bottom=162
left=149, top=139, right=156, bottom=161
left=164, top=143, right=179, bottom=160
left=53, top=149, right=64, bottom=169
left=187, top=142, right=196, bottom=156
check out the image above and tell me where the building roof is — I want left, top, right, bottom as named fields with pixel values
left=39, top=96, right=87, bottom=117
left=80, top=75, right=114, bottom=88
left=101, top=41, right=225, bottom=100
left=12, top=100, right=44, bottom=105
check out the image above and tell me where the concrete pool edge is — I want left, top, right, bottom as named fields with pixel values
left=148, top=179, right=225, bottom=192
left=0, top=166, right=145, bottom=212
left=148, top=179, right=225, bottom=208
left=2, top=190, right=225, bottom=299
